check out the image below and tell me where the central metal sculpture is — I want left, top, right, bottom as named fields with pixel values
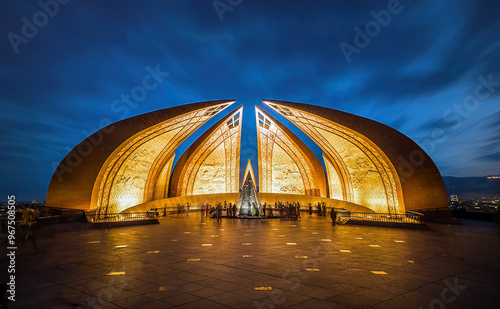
left=236, top=160, right=263, bottom=218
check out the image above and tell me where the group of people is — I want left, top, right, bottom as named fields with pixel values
left=261, top=201, right=302, bottom=220
left=176, top=203, right=190, bottom=216
left=309, top=201, right=328, bottom=217
left=266, top=201, right=341, bottom=225
left=168, top=200, right=341, bottom=225
left=200, top=201, right=238, bottom=222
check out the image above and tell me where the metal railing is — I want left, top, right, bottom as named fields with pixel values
left=337, top=210, right=424, bottom=224
left=92, top=212, right=157, bottom=223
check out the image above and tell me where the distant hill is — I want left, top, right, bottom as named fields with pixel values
left=442, top=176, right=500, bottom=200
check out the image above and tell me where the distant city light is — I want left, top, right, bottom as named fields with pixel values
left=487, top=176, right=499, bottom=179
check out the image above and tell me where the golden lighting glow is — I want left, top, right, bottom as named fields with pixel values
left=253, top=286, right=273, bottom=291
left=339, top=250, right=351, bottom=253
left=147, top=251, right=160, bottom=254
left=118, top=197, right=140, bottom=210
left=107, top=271, right=125, bottom=276
left=187, top=258, right=200, bottom=261
left=153, top=154, right=175, bottom=200
left=177, top=108, right=242, bottom=196
left=265, top=101, right=402, bottom=214
left=305, top=268, right=321, bottom=271
left=114, top=245, right=128, bottom=249
left=96, top=103, right=232, bottom=214
left=324, top=154, right=344, bottom=200
left=295, top=255, right=308, bottom=259
left=256, top=107, right=319, bottom=195
left=371, top=271, right=388, bottom=275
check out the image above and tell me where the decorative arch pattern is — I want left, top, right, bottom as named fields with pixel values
left=170, top=107, right=242, bottom=196
left=265, top=101, right=402, bottom=214
left=96, top=104, right=231, bottom=215
left=256, top=107, right=326, bottom=196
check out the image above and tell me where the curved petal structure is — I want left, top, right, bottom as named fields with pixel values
left=264, top=99, right=448, bottom=213
left=46, top=100, right=235, bottom=213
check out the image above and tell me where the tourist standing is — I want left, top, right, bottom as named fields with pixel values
left=330, top=209, right=337, bottom=225
left=21, top=208, right=39, bottom=253
left=217, top=203, right=223, bottom=222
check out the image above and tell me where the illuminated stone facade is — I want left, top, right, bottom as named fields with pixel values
left=170, top=107, right=242, bottom=196
left=46, top=100, right=235, bottom=213
left=98, top=104, right=233, bottom=214
left=256, top=107, right=326, bottom=197
left=46, top=99, right=448, bottom=216
left=264, top=100, right=448, bottom=214
left=265, top=101, right=400, bottom=213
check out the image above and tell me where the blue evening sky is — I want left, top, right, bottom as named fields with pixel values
left=1, top=0, right=499, bottom=200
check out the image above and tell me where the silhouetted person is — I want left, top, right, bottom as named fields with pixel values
left=21, top=208, right=38, bottom=253
left=263, top=203, right=266, bottom=217
left=216, top=204, right=222, bottom=222
left=331, top=209, right=337, bottom=225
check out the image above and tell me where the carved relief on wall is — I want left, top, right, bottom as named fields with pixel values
left=323, top=154, right=343, bottom=200
left=97, top=103, right=232, bottom=214
left=256, top=107, right=319, bottom=196
left=271, top=145, right=305, bottom=194
left=178, top=108, right=242, bottom=196
left=265, top=102, right=402, bottom=214
left=192, top=143, right=227, bottom=194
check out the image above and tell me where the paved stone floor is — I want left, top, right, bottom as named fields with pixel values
left=3, top=214, right=500, bottom=308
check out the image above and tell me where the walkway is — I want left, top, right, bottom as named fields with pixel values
left=3, top=214, right=500, bottom=308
